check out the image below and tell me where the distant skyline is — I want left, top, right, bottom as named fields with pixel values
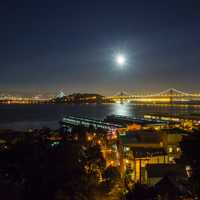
left=1, top=0, right=200, bottom=95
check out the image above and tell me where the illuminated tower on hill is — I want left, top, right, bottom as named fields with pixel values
left=57, top=91, right=65, bottom=98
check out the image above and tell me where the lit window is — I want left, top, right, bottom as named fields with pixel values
left=124, top=147, right=130, bottom=152
left=169, top=157, right=174, bottom=162
left=176, top=147, right=181, bottom=152
left=168, top=147, right=173, bottom=153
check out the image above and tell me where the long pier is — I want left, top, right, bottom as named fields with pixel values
left=60, top=116, right=123, bottom=130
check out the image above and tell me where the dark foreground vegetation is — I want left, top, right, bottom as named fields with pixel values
left=0, top=128, right=123, bottom=200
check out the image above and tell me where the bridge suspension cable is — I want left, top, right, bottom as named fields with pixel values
left=110, top=88, right=200, bottom=98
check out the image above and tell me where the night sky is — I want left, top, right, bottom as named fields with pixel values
left=1, top=0, right=200, bottom=95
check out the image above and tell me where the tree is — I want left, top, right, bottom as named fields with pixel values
left=125, top=183, right=156, bottom=200
left=178, top=133, right=200, bottom=198
left=104, top=166, right=121, bottom=188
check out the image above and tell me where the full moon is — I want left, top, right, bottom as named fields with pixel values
left=116, top=54, right=126, bottom=66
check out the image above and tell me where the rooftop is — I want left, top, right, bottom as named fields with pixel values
left=120, top=130, right=161, bottom=145
left=146, top=164, right=185, bottom=178
left=131, top=147, right=167, bottom=158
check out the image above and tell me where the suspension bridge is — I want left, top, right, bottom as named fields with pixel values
left=105, top=88, right=200, bottom=103
left=1, top=88, right=200, bottom=104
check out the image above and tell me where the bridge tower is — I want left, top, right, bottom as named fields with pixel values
left=120, top=91, right=124, bottom=104
left=119, top=91, right=128, bottom=104
left=169, top=88, right=173, bottom=104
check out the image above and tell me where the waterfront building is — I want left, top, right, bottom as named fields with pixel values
left=105, top=115, right=168, bottom=131
left=144, top=113, right=200, bottom=129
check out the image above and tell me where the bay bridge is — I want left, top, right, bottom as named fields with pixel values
left=105, top=88, right=200, bottom=104
left=1, top=88, right=200, bottom=104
